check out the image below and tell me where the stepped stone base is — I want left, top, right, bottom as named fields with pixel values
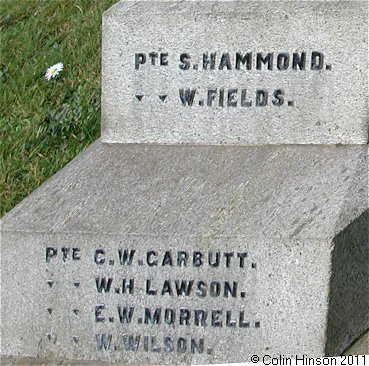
left=1, top=141, right=368, bottom=364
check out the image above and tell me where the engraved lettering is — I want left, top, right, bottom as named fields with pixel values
left=144, top=335, right=149, bottom=352
left=256, top=52, right=273, bottom=70
left=95, top=277, right=113, bottom=293
left=177, top=337, right=187, bottom=353
left=146, top=279, right=157, bottom=295
left=160, top=53, right=169, bottom=66
left=175, top=280, right=194, bottom=296
left=179, top=53, right=191, bottom=70
left=162, top=251, right=173, bottom=266
left=191, top=338, right=205, bottom=354
left=194, top=309, right=208, bottom=326
left=151, top=335, right=161, bottom=352
left=118, top=249, right=135, bottom=265
left=193, top=252, right=203, bottom=267
left=135, top=53, right=146, bottom=70
left=224, top=252, right=234, bottom=268
left=179, top=89, right=196, bottom=106
left=161, top=280, right=173, bottom=296
left=118, top=306, right=135, bottom=324
left=149, top=52, right=158, bottom=65
left=227, top=89, right=238, bottom=107
left=256, top=89, right=268, bottom=107
left=311, top=51, right=324, bottom=70
left=121, top=279, right=134, bottom=294
left=46, top=247, right=57, bottom=263
left=207, top=89, right=217, bottom=107
left=96, top=333, right=112, bottom=350
left=241, top=89, right=252, bottom=107
left=94, top=249, right=105, bottom=265
left=95, top=304, right=105, bottom=322
left=164, top=336, right=174, bottom=352
left=237, top=252, right=248, bottom=267
left=292, top=51, right=306, bottom=70
left=147, top=251, right=158, bottom=266
left=211, top=310, right=222, bottom=327
left=226, top=310, right=237, bottom=327
left=277, top=52, right=290, bottom=70
left=177, top=251, right=188, bottom=266
left=218, top=52, right=232, bottom=70
left=208, top=252, right=220, bottom=267
left=144, top=307, right=161, bottom=324
left=235, top=52, right=252, bottom=70
left=72, top=248, right=80, bottom=260
left=196, top=281, right=207, bottom=298
left=61, top=247, right=70, bottom=262
left=210, top=281, right=221, bottom=297
left=219, top=88, right=225, bottom=107
left=179, top=308, right=191, bottom=325
left=224, top=281, right=237, bottom=298
left=239, top=311, right=250, bottom=328
left=203, top=52, right=216, bottom=70
left=164, top=308, right=175, bottom=325
left=272, top=89, right=285, bottom=106
left=123, top=334, right=141, bottom=351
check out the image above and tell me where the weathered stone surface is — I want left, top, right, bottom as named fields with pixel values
left=343, top=331, right=369, bottom=356
left=1, top=141, right=368, bottom=364
left=1, top=331, right=369, bottom=366
left=2, top=1, right=368, bottom=364
left=102, top=0, right=368, bottom=145
left=1, top=331, right=369, bottom=365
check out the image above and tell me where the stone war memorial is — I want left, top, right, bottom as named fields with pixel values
left=1, top=0, right=368, bottom=364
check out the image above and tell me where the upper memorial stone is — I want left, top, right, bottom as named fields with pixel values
left=102, top=0, right=368, bottom=145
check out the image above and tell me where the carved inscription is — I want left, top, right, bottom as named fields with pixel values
left=45, top=247, right=260, bottom=355
left=134, top=50, right=331, bottom=108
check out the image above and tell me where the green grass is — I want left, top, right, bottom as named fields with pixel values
left=0, top=0, right=118, bottom=217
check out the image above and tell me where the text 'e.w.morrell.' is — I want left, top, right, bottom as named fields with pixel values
left=102, top=0, right=368, bottom=145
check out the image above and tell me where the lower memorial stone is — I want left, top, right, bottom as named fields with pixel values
left=1, top=142, right=368, bottom=364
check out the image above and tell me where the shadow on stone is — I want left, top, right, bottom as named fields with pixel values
left=325, top=209, right=369, bottom=355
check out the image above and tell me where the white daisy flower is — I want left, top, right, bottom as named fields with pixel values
left=45, top=62, right=64, bottom=81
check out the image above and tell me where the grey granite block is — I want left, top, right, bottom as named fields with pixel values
left=1, top=141, right=368, bottom=364
left=102, top=0, right=368, bottom=145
